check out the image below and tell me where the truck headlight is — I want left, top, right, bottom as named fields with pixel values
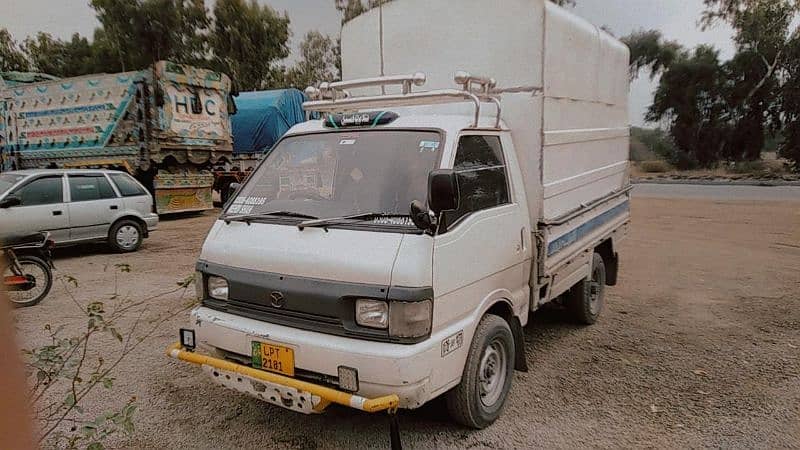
left=207, top=276, right=229, bottom=300
left=389, top=300, right=432, bottom=338
left=355, top=299, right=388, bottom=329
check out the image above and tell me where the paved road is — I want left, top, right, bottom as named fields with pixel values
left=634, top=183, right=800, bottom=202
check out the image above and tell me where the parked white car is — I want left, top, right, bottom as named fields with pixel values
left=0, top=169, right=158, bottom=252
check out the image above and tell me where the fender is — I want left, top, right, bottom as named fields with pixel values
left=482, top=297, right=528, bottom=372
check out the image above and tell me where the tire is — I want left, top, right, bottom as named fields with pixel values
left=445, top=314, right=515, bottom=429
left=4, top=255, right=52, bottom=307
left=567, top=252, right=606, bottom=325
left=108, top=219, right=143, bottom=253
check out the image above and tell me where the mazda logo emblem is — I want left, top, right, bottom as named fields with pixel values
left=270, top=291, right=286, bottom=308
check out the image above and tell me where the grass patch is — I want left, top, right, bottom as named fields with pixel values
left=639, top=160, right=672, bottom=173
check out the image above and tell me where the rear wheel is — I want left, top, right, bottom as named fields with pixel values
left=4, top=255, right=52, bottom=307
left=108, top=219, right=143, bottom=253
left=445, top=314, right=515, bottom=429
left=567, top=252, right=606, bottom=324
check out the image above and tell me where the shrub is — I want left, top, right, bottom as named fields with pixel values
left=728, top=160, right=766, bottom=175
left=639, top=160, right=672, bottom=173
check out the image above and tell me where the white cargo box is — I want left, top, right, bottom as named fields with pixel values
left=342, top=0, right=630, bottom=225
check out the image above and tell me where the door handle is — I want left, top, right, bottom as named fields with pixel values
left=110, top=205, right=119, bottom=210
left=52, top=210, right=62, bottom=216
left=520, top=227, right=526, bottom=252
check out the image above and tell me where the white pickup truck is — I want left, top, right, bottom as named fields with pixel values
left=169, top=0, right=631, bottom=431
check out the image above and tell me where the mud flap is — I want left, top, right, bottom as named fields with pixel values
left=510, top=316, right=528, bottom=372
left=606, top=252, right=619, bottom=286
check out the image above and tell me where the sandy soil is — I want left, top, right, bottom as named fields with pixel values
left=11, top=194, right=800, bottom=449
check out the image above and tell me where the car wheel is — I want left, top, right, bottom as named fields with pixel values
left=445, top=314, right=515, bottom=429
left=108, top=219, right=143, bottom=253
left=567, top=252, right=606, bottom=324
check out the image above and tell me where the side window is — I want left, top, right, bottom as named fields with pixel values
left=445, top=135, right=510, bottom=226
left=69, top=175, right=117, bottom=202
left=14, top=177, right=63, bottom=206
left=109, top=173, right=146, bottom=197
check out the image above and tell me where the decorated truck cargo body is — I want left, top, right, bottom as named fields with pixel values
left=0, top=61, right=234, bottom=214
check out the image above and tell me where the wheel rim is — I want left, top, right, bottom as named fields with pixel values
left=478, top=338, right=508, bottom=407
left=589, top=265, right=603, bottom=315
left=5, top=261, right=48, bottom=305
left=116, top=225, right=139, bottom=249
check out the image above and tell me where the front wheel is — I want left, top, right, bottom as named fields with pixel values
left=445, top=314, right=515, bottom=429
left=4, top=255, right=53, bottom=307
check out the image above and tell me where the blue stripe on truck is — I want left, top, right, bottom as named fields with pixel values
left=547, top=201, right=630, bottom=256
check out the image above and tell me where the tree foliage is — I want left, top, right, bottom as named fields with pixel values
left=210, top=0, right=291, bottom=91
left=23, top=33, right=98, bottom=77
left=626, top=0, right=800, bottom=169
left=283, top=31, right=341, bottom=88
left=89, top=0, right=210, bottom=72
left=0, top=28, right=29, bottom=72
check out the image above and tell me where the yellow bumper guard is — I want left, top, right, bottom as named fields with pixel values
left=166, top=343, right=400, bottom=413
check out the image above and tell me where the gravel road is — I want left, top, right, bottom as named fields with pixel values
left=11, top=192, right=800, bottom=449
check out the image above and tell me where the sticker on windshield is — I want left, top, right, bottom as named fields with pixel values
left=419, top=140, right=440, bottom=152
left=235, top=196, right=266, bottom=206
left=227, top=204, right=253, bottom=214
left=339, top=139, right=356, bottom=145
left=243, top=196, right=267, bottom=205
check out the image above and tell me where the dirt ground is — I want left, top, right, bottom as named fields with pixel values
left=11, top=193, right=800, bottom=449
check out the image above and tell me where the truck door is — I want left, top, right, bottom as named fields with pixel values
left=1, top=175, right=70, bottom=242
left=66, top=174, right=120, bottom=241
left=433, top=133, right=532, bottom=323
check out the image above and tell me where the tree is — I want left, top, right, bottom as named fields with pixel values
left=627, top=0, right=800, bottom=168
left=23, top=33, right=97, bottom=77
left=284, top=31, right=341, bottom=88
left=0, top=28, right=29, bottom=72
left=210, top=0, right=290, bottom=91
left=623, top=30, right=681, bottom=81
left=646, top=45, right=730, bottom=168
left=336, top=0, right=367, bottom=24
left=781, top=32, right=800, bottom=170
left=89, top=0, right=210, bottom=71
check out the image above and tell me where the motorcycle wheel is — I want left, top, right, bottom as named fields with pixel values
left=4, top=255, right=52, bottom=307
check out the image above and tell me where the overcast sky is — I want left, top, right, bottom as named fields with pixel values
left=2, top=0, right=734, bottom=126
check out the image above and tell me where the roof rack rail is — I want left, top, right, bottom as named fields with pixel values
left=303, top=71, right=507, bottom=128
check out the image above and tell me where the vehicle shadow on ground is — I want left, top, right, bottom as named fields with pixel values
left=51, top=243, right=116, bottom=260
left=158, top=210, right=217, bottom=222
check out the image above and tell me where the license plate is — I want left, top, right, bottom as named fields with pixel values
left=251, top=341, right=295, bottom=377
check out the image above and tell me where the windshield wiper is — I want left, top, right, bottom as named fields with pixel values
left=297, top=212, right=408, bottom=230
left=223, top=211, right=318, bottom=224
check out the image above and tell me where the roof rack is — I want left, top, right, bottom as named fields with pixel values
left=303, top=71, right=508, bottom=128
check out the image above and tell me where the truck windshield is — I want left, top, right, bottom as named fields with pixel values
left=227, top=130, right=442, bottom=225
left=0, top=173, right=26, bottom=195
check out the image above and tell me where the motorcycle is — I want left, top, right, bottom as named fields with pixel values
left=1, top=232, right=55, bottom=307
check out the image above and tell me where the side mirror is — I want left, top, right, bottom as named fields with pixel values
left=410, top=200, right=433, bottom=232
left=0, top=195, right=21, bottom=208
left=227, top=182, right=241, bottom=200
left=428, top=169, right=459, bottom=215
